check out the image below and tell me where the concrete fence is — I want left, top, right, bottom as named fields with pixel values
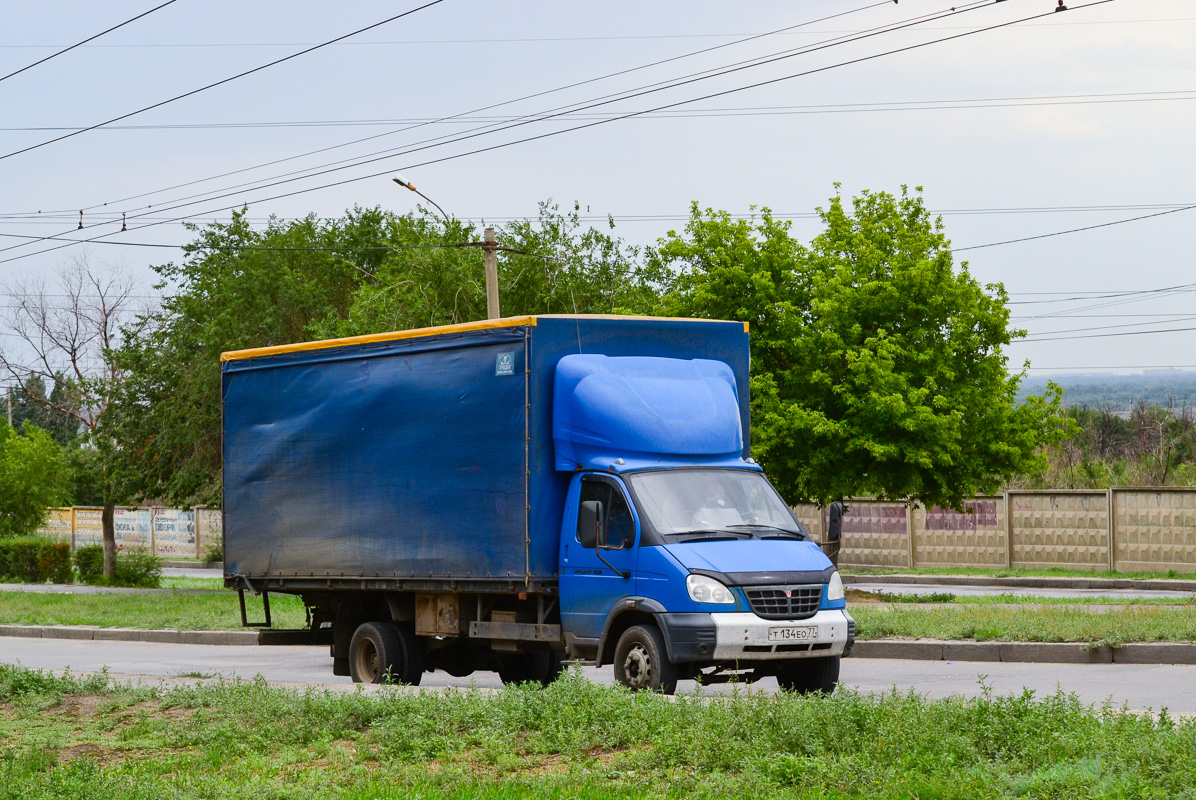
left=794, top=488, right=1196, bottom=573
left=36, top=507, right=222, bottom=560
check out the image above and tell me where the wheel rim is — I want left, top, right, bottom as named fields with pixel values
left=622, top=643, right=653, bottom=689
left=354, top=639, right=380, bottom=681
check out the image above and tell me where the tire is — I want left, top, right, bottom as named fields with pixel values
left=776, top=655, right=839, bottom=695
left=498, top=651, right=563, bottom=686
left=613, top=625, right=678, bottom=695
left=348, top=621, right=424, bottom=685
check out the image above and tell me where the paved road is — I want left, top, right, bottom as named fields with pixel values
left=4, top=638, right=1195, bottom=711
left=850, top=582, right=1196, bottom=600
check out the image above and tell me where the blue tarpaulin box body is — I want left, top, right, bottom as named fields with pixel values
left=221, top=315, right=749, bottom=589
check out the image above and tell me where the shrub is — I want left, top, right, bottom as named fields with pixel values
left=0, top=537, right=71, bottom=583
left=114, top=550, right=162, bottom=588
left=201, top=541, right=223, bottom=564
left=74, top=545, right=162, bottom=588
left=74, top=545, right=104, bottom=580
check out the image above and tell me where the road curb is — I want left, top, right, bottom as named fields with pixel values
left=842, top=574, right=1196, bottom=592
left=161, top=561, right=222, bottom=570
left=853, top=638, right=1196, bottom=664
left=0, top=624, right=259, bottom=646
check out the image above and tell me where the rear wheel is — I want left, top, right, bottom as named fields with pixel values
left=776, top=655, right=839, bottom=695
left=613, top=625, right=678, bottom=695
left=349, top=621, right=424, bottom=685
left=498, top=651, right=563, bottom=686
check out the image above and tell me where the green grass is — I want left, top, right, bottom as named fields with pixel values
left=158, top=576, right=226, bottom=591
left=846, top=566, right=1196, bottom=581
left=857, top=591, right=1196, bottom=606
left=852, top=604, right=1196, bottom=646
left=0, top=590, right=306, bottom=631
left=2, top=663, right=1195, bottom=799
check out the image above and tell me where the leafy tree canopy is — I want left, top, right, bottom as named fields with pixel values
left=0, top=423, right=71, bottom=538
left=113, top=202, right=662, bottom=505
left=655, top=187, right=1070, bottom=508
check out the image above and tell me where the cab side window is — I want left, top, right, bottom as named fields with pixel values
left=577, top=482, right=610, bottom=548
left=577, top=480, right=636, bottom=549
left=607, top=490, right=635, bottom=549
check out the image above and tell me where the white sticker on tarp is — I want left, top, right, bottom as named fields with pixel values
left=496, top=352, right=515, bottom=376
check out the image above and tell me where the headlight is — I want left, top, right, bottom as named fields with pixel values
left=826, top=570, right=845, bottom=602
left=686, top=574, right=735, bottom=604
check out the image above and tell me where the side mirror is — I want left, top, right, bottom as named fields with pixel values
left=578, top=500, right=604, bottom=548
left=827, top=501, right=844, bottom=543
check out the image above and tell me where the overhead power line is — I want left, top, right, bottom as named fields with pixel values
left=1007, top=282, right=1196, bottom=305
left=0, top=0, right=180, bottom=84
left=0, top=0, right=449, bottom=162
left=59, top=0, right=899, bottom=219
left=1022, top=316, right=1196, bottom=338
left=0, top=0, right=977, bottom=255
left=954, top=204, right=1196, bottom=253
left=1019, top=325, right=1196, bottom=343
left=0, top=0, right=1118, bottom=267
left=5, top=88, right=1193, bottom=131
left=3, top=16, right=1190, bottom=48
left=1018, top=365, right=1196, bottom=371
left=6, top=200, right=1192, bottom=224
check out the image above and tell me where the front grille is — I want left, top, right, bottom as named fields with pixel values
left=743, top=584, right=822, bottom=620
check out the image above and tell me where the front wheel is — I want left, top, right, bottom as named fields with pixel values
left=776, top=655, right=839, bottom=695
left=348, top=621, right=424, bottom=685
left=613, top=625, right=678, bottom=695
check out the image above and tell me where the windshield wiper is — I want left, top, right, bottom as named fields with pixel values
left=671, top=529, right=753, bottom=543
left=726, top=524, right=805, bottom=539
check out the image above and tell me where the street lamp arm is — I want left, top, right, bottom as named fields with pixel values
left=411, top=188, right=451, bottom=227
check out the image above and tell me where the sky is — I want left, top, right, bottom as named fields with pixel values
left=0, top=0, right=1193, bottom=376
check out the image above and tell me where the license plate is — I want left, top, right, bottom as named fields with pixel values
left=768, top=626, right=819, bottom=642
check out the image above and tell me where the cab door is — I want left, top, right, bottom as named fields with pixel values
left=559, top=474, right=639, bottom=641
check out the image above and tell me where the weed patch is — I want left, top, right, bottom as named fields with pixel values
left=1, top=664, right=1195, bottom=798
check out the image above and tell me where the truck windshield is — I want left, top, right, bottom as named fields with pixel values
left=627, top=469, right=804, bottom=537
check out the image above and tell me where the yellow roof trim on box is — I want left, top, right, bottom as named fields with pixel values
left=221, top=316, right=538, bottom=362
left=220, top=313, right=748, bottom=363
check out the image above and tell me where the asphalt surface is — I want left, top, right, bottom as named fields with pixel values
left=4, top=638, right=1196, bottom=711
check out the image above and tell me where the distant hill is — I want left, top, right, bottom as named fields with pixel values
left=1017, top=370, right=1196, bottom=411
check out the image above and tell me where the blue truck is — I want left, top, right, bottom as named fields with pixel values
left=222, top=314, right=852, bottom=693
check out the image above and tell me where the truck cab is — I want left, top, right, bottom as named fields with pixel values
left=552, top=353, right=852, bottom=693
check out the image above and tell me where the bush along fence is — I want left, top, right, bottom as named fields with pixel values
left=35, top=507, right=221, bottom=560
left=794, top=487, right=1196, bottom=573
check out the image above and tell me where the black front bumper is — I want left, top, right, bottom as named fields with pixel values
left=656, top=612, right=717, bottom=663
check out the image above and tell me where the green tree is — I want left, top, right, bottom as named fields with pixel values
left=656, top=187, right=1069, bottom=509
left=0, top=423, right=71, bottom=538
left=113, top=202, right=659, bottom=506
left=0, top=258, right=151, bottom=574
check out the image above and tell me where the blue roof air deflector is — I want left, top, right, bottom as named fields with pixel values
left=553, top=355, right=744, bottom=471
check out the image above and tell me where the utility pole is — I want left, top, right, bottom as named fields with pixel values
left=483, top=227, right=500, bottom=320
left=6, top=386, right=11, bottom=428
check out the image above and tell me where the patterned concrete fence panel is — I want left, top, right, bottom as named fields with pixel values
left=35, top=508, right=74, bottom=544
left=912, top=497, right=1007, bottom=568
left=1008, top=491, right=1110, bottom=570
left=791, top=504, right=824, bottom=541
left=113, top=508, right=153, bottom=552
left=153, top=508, right=197, bottom=559
left=837, top=500, right=912, bottom=569
left=72, top=508, right=105, bottom=548
left=195, top=507, right=222, bottom=557
left=1113, top=489, right=1196, bottom=574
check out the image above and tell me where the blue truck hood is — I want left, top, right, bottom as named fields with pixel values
left=663, top=539, right=834, bottom=584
